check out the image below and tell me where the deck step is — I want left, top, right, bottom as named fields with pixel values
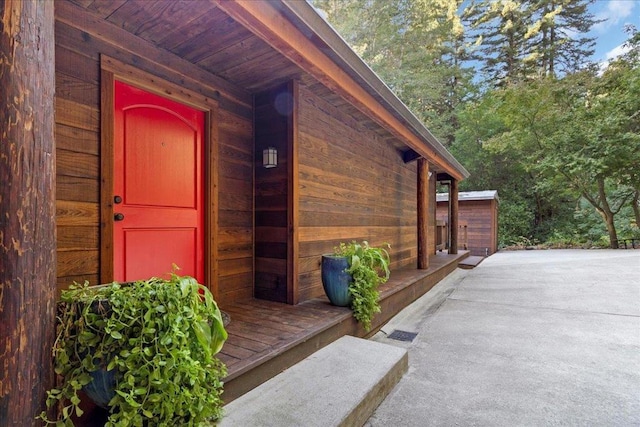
left=458, top=255, right=485, bottom=269
left=219, top=335, right=408, bottom=427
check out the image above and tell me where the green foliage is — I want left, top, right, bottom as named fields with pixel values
left=455, top=26, right=640, bottom=248
left=311, top=0, right=637, bottom=247
left=463, top=0, right=531, bottom=86
left=463, top=0, right=599, bottom=86
left=497, top=197, right=536, bottom=246
left=310, top=0, right=476, bottom=145
left=39, top=274, right=228, bottom=426
left=334, top=241, right=390, bottom=331
left=523, top=0, right=599, bottom=77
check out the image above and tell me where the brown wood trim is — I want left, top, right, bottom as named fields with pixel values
left=430, top=172, right=437, bottom=255
left=99, top=57, right=220, bottom=293
left=101, top=56, right=219, bottom=111
left=251, top=93, right=257, bottom=300
left=403, top=149, right=421, bottom=164
left=214, top=0, right=463, bottom=181
left=417, top=159, right=429, bottom=269
left=100, top=70, right=115, bottom=284
left=207, top=109, right=221, bottom=299
left=449, top=179, right=459, bottom=255
left=288, top=80, right=300, bottom=304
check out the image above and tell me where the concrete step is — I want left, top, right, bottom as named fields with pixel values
left=219, top=335, right=408, bottom=427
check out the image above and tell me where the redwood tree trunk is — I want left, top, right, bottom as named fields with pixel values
left=0, top=1, right=57, bottom=424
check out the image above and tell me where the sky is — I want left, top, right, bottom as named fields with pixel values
left=588, top=0, right=639, bottom=65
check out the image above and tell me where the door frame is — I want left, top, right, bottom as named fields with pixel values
left=100, top=55, right=220, bottom=297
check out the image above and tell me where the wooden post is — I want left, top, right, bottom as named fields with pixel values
left=417, top=159, right=429, bottom=269
left=449, top=179, right=459, bottom=255
left=0, top=1, right=57, bottom=424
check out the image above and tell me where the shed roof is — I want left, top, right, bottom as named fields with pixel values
left=437, top=190, right=499, bottom=203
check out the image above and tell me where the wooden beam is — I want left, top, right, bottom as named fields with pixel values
left=417, top=159, right=429, bottom=269
left=288, top=80, right=300, bottom=304
left=0, top=1, right=57, bottom=423
left=403, top=149, right=421, bottom=164
left=436, top=172, right=454, bottom=182
left=449, top=179, right=459, bottom=255
left=100, top=70, right=116, bottom=283
left=214, top=0, right=464, bottom=181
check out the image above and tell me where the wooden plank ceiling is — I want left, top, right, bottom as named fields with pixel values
left=67, top=0, right=414, bottom=155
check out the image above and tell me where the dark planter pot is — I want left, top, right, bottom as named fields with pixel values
left=79, top=299, right=117, bottom=408
left=84, top=368, right=117, bottom=408
left=321, top=255, right=353, bottom=307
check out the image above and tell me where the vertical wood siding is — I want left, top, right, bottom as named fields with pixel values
left=254, top=82, right=293, bottom=303
left=54, top=9, right=254, bottom=305
left=297, top=84, right=419, bottom=302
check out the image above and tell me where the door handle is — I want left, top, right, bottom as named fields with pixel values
left=114, top=213, right=125, bottom=221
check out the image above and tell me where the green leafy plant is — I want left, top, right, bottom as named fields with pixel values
left=39, top=273, right=227, bottom=426
left=334, top=241, right=390, bottom=331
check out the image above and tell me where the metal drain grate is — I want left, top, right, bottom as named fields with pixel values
left=387, top=330, right=418, bottom=342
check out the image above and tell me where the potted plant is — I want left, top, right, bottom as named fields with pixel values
left=39, top=273, right=228, bottom=426
left=321, top=241, right=390, bottom=331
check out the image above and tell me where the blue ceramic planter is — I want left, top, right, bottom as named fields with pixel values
left=83, top=367, right=116, bottom=408
left=79, top=299, right=117, bottom=409
left=321, top=255, right=353, bottom=307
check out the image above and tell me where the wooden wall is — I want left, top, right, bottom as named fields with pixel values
left=54, top=3, right=254, bottom=305
left=437, top=199, right=498, bottom=256
left=296, top=84, right=422, bottom=302
left=254, top=82, right=294, bottom=303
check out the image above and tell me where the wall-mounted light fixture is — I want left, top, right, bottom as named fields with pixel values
left=263, top=146, right=277, bottom=168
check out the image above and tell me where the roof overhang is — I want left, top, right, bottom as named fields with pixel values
left=214, top=0, right=469, bottom=181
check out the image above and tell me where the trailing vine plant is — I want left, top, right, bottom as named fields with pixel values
left=335, top=241, right=390, bottom=331
left=39, top=273, right=227, bottom=426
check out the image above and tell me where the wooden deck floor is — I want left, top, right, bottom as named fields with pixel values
left=219, top=251, right=468, bottom=403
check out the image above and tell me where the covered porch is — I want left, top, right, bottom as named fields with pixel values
left=220, top=251, right=468, bottom=402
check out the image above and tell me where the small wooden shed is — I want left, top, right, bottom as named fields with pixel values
left=437, top=191, right=499, bottom=256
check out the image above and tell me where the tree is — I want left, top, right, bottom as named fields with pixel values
left=310, top=0, right=476, bottom=145
left=453, top=90, right=570, bottom=245
left=617, top=25, right=640, bottom=230
left=464, top=0, right=600, bottom=86
left=481, top=62, right=640, bottom=248
left=463, top=0, right=532, bottom=86
left=524, top=0, right=599, bottom=77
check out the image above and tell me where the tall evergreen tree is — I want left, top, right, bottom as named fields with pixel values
left=310, top=0, right=476, bottom=146
left=464, top=0, right=600, bottom=86
left=524, top=0, right=600, bottom=77
left=463, top=0, right=532, bottom=86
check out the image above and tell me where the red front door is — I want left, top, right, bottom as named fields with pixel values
left=114, top=81, right=205, bottom=283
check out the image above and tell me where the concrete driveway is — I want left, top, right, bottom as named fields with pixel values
left=369, top=249, right=640, bottom=426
